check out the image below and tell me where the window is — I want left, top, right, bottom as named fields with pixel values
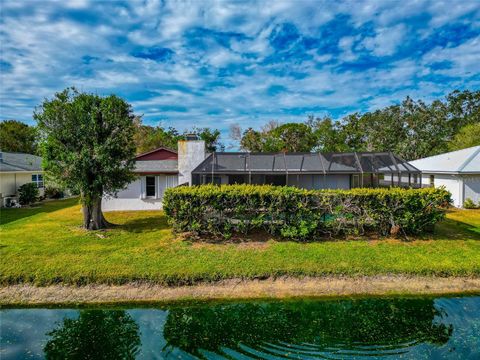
left=32, top=174, right=44, bottom=188
left=429, top=175, right=435, bottom=187
left=146, top=176, right=156, bottom=197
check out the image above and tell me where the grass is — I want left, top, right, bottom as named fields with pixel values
left=1, top=198, right=479, bottom=286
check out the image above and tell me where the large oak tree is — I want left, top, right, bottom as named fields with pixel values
left=34, top=88, right=136, bottom=230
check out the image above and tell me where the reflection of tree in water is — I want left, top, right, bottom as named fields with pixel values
left=44, top=310, right=140, bottom=360
left=163, top=298, right=452, bottom=358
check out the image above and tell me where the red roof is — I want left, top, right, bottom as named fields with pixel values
left=135, top=147, right=178, bottom=161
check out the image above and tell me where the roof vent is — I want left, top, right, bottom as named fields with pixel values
left=185, top=133, right=199, bottom=141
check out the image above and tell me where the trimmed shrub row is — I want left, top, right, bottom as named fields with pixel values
left=163, top=184, right=451, bottom=240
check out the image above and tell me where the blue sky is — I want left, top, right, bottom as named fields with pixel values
left=1, top=0, right=479, bottom=142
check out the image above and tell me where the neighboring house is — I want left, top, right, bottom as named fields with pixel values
left=103, top=136, right=422, bottom=211
left=409, top=146, right=480, bottom=208
left=0, top=151, right=44, bottom=206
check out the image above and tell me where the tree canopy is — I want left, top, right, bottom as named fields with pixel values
left=235, top=122, right=316, bottom=152
left=34, top=88, right=137, bottom=230
left=448, top=122, right=480, bottom=151
left=133, top=119, right=223, bottom=154
left=0, top=120, right=37, bottom=154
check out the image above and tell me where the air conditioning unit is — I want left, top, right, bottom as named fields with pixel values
left=3, top=196, right=19, bottom=208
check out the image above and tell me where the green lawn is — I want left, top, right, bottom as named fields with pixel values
left=1, top=198, right=479, bottom=286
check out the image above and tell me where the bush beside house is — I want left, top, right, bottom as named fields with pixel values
left=164, top=185, right=451, bottom=240
left=18, top=183, right=39, bottom=205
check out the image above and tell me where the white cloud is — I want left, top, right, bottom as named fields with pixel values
left=0, top=0, right=478, bottom=135
left=361, top=24, right=406, bottom=56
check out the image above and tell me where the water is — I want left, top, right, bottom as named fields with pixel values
left=1, top=296, right=479, bottom=359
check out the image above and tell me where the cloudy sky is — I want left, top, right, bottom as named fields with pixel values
left=1, top=0, right=479, bottom=140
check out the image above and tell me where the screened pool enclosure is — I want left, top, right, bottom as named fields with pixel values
left=191, top=152, right=422, bottom=189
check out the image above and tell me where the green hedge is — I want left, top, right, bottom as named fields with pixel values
left=163, top=185, right=451, bottom=240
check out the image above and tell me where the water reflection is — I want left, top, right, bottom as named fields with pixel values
left=163, top=298, right=452, bottom=358
left=1, top=296, right=479, bottom=359
left=44, top=310, right=140, bottom=360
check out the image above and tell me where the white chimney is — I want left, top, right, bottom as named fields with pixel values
left=178, top=135, right=206, bottom=185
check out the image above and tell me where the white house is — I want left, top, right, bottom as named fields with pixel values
left=101, top=137, right=205, bottom=211
left=103, top=135, right=422, bottom=211
left=0, top=151, right=44, bottom=207
left=409, top=146, right=480, bottom=208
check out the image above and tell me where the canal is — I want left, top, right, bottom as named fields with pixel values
left=1, top=295, right=479, bottom=359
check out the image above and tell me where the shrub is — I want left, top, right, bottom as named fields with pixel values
left=163, top=185, right=451, bottom=240
left=44, top=186, right=64, bottom=199
left=18, top=183, right=39, bottom=205
left=464, top=198, right=478, bottom=209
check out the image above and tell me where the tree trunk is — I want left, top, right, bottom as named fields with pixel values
left=82, top=196, right=111, bottom=230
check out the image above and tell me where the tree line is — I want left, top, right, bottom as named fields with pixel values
left=230, top=90, right=479, bottom=160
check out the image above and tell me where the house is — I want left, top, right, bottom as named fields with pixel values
left=0, top=151, right=44, bottom=206
left=408, top=146, right=480, bottom=208
left=101, top=136, right=205, bottom=211
left=103, top=135, right=422, bottom=211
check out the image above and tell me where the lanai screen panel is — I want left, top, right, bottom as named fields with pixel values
left=368, top=153, right=400, bottom=173
left=300, top=154, right=326, bottom=173
left=217, top=153, right=247, bottom=172
left=393, top=155, right=420, bottom=173
left=248, top=154, right=278, bottom=172
left=323, top=153, right=359, bottom=172
left=283, top=154, right=307, bottom=172
left=358, top=153, right=380, bottom=173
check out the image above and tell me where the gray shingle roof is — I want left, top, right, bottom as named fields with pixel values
left=192, top=152, right=420, bottom=174
left=134, top=160, right=178, bottom=173
left=0, top=152, right=43, bottom=172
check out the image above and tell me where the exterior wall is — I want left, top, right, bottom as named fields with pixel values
left=0, top=173, right=17, bottom=197
left=463, top=175, right=480, bottom=205
left=421, top=173, right=463, bottom=207
left=288, top=174, right=350, bottom=189
left=102, top=174, right=178, bottom=211
left=317, top=174, right=350, bottom=189
left=178, top=140, right=206, bottom=185
left=0, top=172, right=44, bottom=201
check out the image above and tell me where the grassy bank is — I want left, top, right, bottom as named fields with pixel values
left=1, top=198, right=479, bottom=286
left=2, top=276, right=480, bottom=305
